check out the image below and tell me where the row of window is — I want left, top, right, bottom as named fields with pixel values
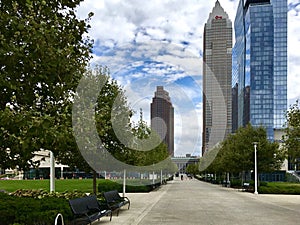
left=251, top=118, right=273, bottom=124
left=274, top=80, right=287, bottom=87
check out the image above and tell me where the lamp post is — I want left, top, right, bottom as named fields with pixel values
left=123, top=169, right=126, bottom=198
left=253, top=142, right=258, bottom=195
left=49, top=151, right=55, bottom=192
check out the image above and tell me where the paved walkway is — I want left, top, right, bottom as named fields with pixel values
left=94, top=178, right=300, bottom=225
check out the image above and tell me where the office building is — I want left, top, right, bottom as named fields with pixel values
left=202, top=1, right=232, bottom=155
left=151, top=86, right=174, bottom=156
left=233, top=0, right=287, bottom=139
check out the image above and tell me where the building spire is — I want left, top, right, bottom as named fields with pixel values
left=139, top=108, right=143, bottom=123
left=206, top=0, right=231, bottom=26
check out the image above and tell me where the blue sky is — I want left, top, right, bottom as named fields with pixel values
left=76, top=0, right=300, bottom=157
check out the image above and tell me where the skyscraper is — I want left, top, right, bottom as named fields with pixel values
left=151, top=86, right=174, bottom=156
left=232, top=0, right=287, bottom=140
left=202, top=1, right=232, bottom=155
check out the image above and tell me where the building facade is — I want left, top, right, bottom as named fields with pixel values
left=171, top=155, right=200, bottom=174
left=232, top=0, right=287, bottom=140
left=151, top=86, right=174, bottom=156
left=202, top=1, right=232, bottom=155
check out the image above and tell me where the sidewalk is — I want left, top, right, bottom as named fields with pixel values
left=93, top=180, right=172, bottom=225
left=93, top=178, right=300, bottom=225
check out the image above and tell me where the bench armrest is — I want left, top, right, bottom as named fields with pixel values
left=120, top=196, right=130, bottom=202
left=87, top=206, right=100, bottom=211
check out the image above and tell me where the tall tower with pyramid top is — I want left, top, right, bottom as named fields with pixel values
left=202, top=1, right=232, bottom=155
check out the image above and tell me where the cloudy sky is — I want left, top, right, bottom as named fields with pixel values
left=76, top=0, right=300, bottom=157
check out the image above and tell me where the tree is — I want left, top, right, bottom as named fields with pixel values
left=71, top=67, right=174, bottom=193
left=0, top=0, right=93, bottom=110
left=199, top=144, right=222, bottom=173
left=70, top=66, right=134, bottom=173
left=283, top=100, right=300, bottom=165
left=129, top=110, right=169, bottom=167
left=186, top=164, right=199, bottom=176
left=225, top=125, right=283, bottom=173
left=0, top=0, right=93, bottom=171
left=200, top=124, right=285, bottom=180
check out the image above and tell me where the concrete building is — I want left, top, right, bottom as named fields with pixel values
left=171, top=155, right=200, bottom=174
left=202, top=0, right=232, bottom=155
left=232, top=0, right=287, bottom=140
left=151, top=86, right=174, bottom=156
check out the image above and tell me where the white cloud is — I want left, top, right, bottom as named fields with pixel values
left=76, top=0, right=300, bottom=157
left=288, top=3, right=300, bottom=104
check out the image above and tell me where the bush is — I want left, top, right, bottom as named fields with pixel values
left=10, top=189, right=87, bottom=199
left=0, top=192, right=73, bottom=225
left=0, top=189, right=95, bottom=224
left=229, top=179, right=242, bottom=188
left=97, top=179, right=162, bottom=193
left=258, top=183, right=300, bottom=194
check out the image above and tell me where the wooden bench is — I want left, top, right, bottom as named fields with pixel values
left=103, top=190, right=130, bottom=216
left=69, top=195, right=112, bottom=225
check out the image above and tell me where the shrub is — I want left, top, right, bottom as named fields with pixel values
left=229, top=179, right=242, bottom=188
left=10, top=189, right=87, bottom=199
left=258, top=183, right=300, bottom=194
left=0, top=189, right=95, bottom=224
left=0, top=192, right=73, bottom=225
left=97, top=179, right=162, bottom=193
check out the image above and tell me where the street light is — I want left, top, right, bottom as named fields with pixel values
left=49, top=151, right=55, bottom=192
left=253, top=142, right=258, bottom=195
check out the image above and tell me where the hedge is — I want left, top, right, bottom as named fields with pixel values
left=0, top=192, right=73, bottom=225
left=97, top=179, right=164, bottom=193
left=258, top=183, right=300, bottom=194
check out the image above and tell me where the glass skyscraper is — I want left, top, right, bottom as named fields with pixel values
left=271, top=0, right=288, bottom=129
left=233, top=0, right=287, bottom=140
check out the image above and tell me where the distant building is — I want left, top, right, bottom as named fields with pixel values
left=151, top=86, right=174, bottom=156
left=202, top=0, right=232, bottom=155
left=171, top=155, right=200, bottom=174
left=232, top=0, right=287, bottom=140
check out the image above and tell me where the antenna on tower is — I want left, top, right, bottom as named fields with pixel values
left=139, top=108, right=143, bottom=123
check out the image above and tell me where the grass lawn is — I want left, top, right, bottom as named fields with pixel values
left=0, top=178, right=162, bottom=193
left=266, top=182, right=300, bottom=188
left=0, top=179, right=95, bottom=193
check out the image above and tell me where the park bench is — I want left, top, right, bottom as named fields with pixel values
left=242, top=182, right=250, bottom=191
left=69, top=195, right=112, bottom=225
left=103, top=190, right=130, bottom=216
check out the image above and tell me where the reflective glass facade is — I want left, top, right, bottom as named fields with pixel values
left=232, top=46, right=239, bottom=132
left=271, top=0, right=288, bottom=129
left=233, top=0, right=246, bottom=130
left=233, top=0, right=287, bottom=140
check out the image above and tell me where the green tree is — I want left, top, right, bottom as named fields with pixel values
left=200, top=124, right=284, bottom=180
left=128, top=110, right=169, bottom=167
left=186, top=164, right=199, bottom=176
left=68, top=66, right=170, bottom=171
left=222, top=124, right=283, bottom=173
left=283, top=100, right=300, bottom=166
left=0, top=0, right=93, bottom=171
left=199, top=144, right=222, bottom=173
left=0, top=0, right=93, bottom=109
